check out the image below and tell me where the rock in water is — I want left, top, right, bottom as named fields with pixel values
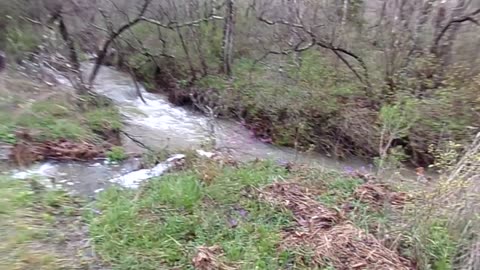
left=109, top=154, right=185, bottom=189
left=0, top=51, right=5, bottom=72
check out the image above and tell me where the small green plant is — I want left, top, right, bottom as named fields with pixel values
left=107, top=146, right=127, bottom=162
left=428, top=141, right=463, bottom=174
left=0, top=126, right=16, bottom=144
left=377, top=100, right=418, bottom=173
left=85, top=107, right=122, bottom=133
left=374, top=146, right=408, bottom=172
left=89, top=162, right=291, bottom=269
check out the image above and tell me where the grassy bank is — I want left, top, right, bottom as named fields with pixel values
left=130, top=51, right=479, bottom=168
left=0, top=176, right=103, bottom=269
left=87, top=156, right=468, bottom=269
left=0, top=73, right=124, bottom=163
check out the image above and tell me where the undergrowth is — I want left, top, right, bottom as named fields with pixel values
left=87, top=158, right=465, bottom=269
left=0, top=177, right=93, bottom=270
left=0, top=77, right=123, bottom=144
left=89, top=161, right=296, bottom=269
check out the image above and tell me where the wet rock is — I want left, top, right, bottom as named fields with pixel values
left=109, top=154, right=185, bottom=188
left=0, top=51, right=6, bottom=72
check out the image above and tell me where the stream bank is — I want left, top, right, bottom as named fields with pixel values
left=4, top=63, right=422, bottom=197
left=0, top=64, right=454, bottom=270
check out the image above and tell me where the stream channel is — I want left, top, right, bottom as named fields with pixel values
left=10, top=64, right=378, bottom=197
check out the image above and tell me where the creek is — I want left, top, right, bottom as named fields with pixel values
left=11, top=64, right=378, bottom=196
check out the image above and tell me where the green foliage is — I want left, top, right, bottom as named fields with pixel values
left=379, top=100, right=418, bottom=139
left=425, top=223, right=456, bottom=270
left=402, top=219, right=457, bottom=270
left=144, top=172, right=203, bottom=210
left=5, top=24, right=40, bottom=58
left=374, top=146, right=408, bottom=171
left=0, top=91, right=123, bottom=143
left=428, top=141, right=463, bottom=174
left=0, top=177, right=84, bottom=269
left=198, top=22, right=223, bottom=66
left=89, top=162, right=292, bottom=269
left=85, top=107, right=123, bottom=133
left=106, top=146, right=127, bottom=162
left=0, top=124, right=16, bottom=144
left=16, top=112, right=92, bottom=141
left=198, top=75, right=229, bottom=90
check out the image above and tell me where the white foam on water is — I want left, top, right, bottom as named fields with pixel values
left=109, top=154, right=185, bottom=189
left=12, top=163, right=57, bottom=179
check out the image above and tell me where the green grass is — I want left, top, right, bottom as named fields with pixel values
left=0, top=94, right=123, bottom=144
left=0, top=177, right=86, bottom=269
left=107, top=146, right=128, bottom=162
left=85, top=107, right=123, bottom=133
left=89, top=162, right=295, bottom=269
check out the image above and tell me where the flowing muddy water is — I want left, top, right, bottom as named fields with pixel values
left=12, top=64, right=378, bottom=196
left=88, top=64, right=367, bottom=167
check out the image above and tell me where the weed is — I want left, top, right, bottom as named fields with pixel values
left=106, top=146, right=128, bottom=162
left=0, top=126, right=16, bottom=144
left=89, top=162, right=292, bottom=269
left=85, top=107, right=123, bottom=133
left=0, top=177, right=90, bottom=269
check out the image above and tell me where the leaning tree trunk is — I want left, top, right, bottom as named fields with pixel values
left=222, top=0, right=235, bottom=78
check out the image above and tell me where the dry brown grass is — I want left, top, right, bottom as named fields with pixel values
left=261, top=182, right=343, bottom=229
left=353, top=183, right=411, bottom=210
left=192, top=246, right=235, bottom=270
left=261, top=182, right=412, bottom=269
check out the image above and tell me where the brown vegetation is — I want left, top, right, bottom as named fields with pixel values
left=11, top=137, right=107, bottom=166
left=261, top=182, right=412, bottom=269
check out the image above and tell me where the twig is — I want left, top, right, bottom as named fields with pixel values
left=433, top=8, right=480, bottom=53
left=120, top=130, right=153, bottom=152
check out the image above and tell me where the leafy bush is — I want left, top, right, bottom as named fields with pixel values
left=5, top=24, right=40, bottom=59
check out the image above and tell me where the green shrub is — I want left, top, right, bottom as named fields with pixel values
left=0, top=124, right=16, bottom=144
left=85, top=107, right=122, bottom=133
left=5, top=24, right=41, bottom=59
left=106, top=146, right=127, bottom=162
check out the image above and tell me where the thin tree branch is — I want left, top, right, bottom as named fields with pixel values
left=139, top=15, right=223, bottom=29
left=256, top=14, right=371, bottom=89
left=88, top=0, right=153, bottom=87
left=433, top=8, right=480, bottom=53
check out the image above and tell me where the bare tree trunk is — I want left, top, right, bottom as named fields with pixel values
left=176, top=26, right=197, bottom=80
left=187, top=0, right=209, bottom=77
left=222, top=0, right=235, bottom=77
left=58, top=16, right=80, bottom=71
